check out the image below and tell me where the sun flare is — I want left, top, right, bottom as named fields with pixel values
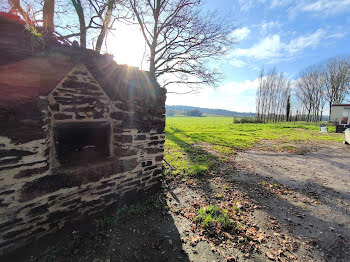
left=108, top=23, right=147, bottom=69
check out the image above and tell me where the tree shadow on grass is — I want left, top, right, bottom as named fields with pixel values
left=165, top=128, right=221, bottom=198
left=165, top=131, right=350, bottom=261
left=165, top=128, right=221, bottom=176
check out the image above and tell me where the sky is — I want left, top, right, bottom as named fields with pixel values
left=110, top=0, right=350, bottom=113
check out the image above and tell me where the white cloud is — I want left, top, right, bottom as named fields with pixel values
left=218, top=79, right=260, bottom=96
left=261, top=21, right=280, bottom=34
left=166, top=79, right=259, bottom=112
left=269, top=0, right=292, bottom=8
left=238, top=0, right=255, bottom=12
left=229, top=59, right=247, bottom=68
left=232, top=34, right=282, bottom=60
left=297, top=0, right=350, bottom=15
left=231, top=27, right=251, bottom=41
left=238, top=0, right=350, bottom=16
left=286, top=0, right=350, bottom=18
left=328, top=31, right=347, bottom=39
left=230, top=28, right=344, bottom=63
left=285, top=29, right=325, bottom=54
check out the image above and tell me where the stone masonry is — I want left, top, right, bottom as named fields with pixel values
left=0, top=15, right=166, bottom=254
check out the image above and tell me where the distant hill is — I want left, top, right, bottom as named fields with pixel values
left=165, top=105, right=255, bottom=117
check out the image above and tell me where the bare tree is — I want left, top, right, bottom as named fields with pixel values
left=295, top=65, right=325, bottom=122
left=322, top=56, right=350, bottom=117
left=256, top=68, right=291, bottom=122
left=7, top=0, right=34, bottom=24
left=8, top=0, right=127, bottom=51
left=62, top=0, right=129, bottom=51
left=128, top=0, right=235, bottom=92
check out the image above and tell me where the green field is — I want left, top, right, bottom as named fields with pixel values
left=164, top=117, right=343, bottom=176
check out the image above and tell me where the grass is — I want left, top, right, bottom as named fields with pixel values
left=43, top=246, right=61, bottom=261
left=194, top=205, right=235, bottom=230
left=115, top=198, right=156, bottom=217
left=165, top=117, right=343, bottom=175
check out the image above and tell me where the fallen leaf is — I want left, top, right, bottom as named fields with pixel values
left=266, top=251, right=276, bottom=260
left=257, top=234, right=265, bottom=243
left=223, top=232, right=234, bottom=239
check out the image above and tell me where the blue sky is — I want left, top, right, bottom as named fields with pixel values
left=3, top=0, right=349, bottom=113
left=164, top=0, right=350, bottom=112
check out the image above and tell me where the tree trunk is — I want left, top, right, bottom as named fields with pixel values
left=95, top=0, right=115, bottom=53
left=72, top=0, right=86, bottom=48
left=149, top=0, right=160, bottom=78
left=43, top=0, right=55, bottom=33
left=149, top=47, right=156, bottom=77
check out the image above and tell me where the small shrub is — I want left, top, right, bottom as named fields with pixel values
left=233, top=117, right=263, bottom=124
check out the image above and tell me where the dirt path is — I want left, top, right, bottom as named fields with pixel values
left=235, top=141, right=350, bottom=261
left=237, top=141, right=350, bottom=196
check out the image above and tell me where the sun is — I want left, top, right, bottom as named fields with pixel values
left=108, top=23, right=147, bottom=69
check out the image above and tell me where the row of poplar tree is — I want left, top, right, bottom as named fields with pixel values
left=256, top=56, right=350, bottom=123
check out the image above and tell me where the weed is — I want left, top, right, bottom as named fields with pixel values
left=232, top=205, right=242, bottom=214
left=223, top=185, right=228, bottom=190
left=203, top=214, right=213, bottom=228
left=25, top=25, right=46, bottom=50
left=72, top=232, right=81, bottom=247
left=94, top=216, right=116, bottom=230
left=115, top=198, right=156, bottom=218
left=43, top=246, right=60, bottom=261
left=228, top=177, right=236, bottom=183
left=194, top=205, right=234, bottom=231
left=261, top=181, right=266, bottom=186
left=273, top=183, right=280, bottom=188
left=217, top=193, right=223, bottom=198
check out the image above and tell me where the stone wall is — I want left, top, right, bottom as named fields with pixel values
left=0, top=60, right=166, bottom=254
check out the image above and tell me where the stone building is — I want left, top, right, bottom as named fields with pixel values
left=0, top=14, right=166, bottom=254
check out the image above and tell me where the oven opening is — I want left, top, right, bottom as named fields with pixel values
left=54, top=122, right=110, bottom=166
